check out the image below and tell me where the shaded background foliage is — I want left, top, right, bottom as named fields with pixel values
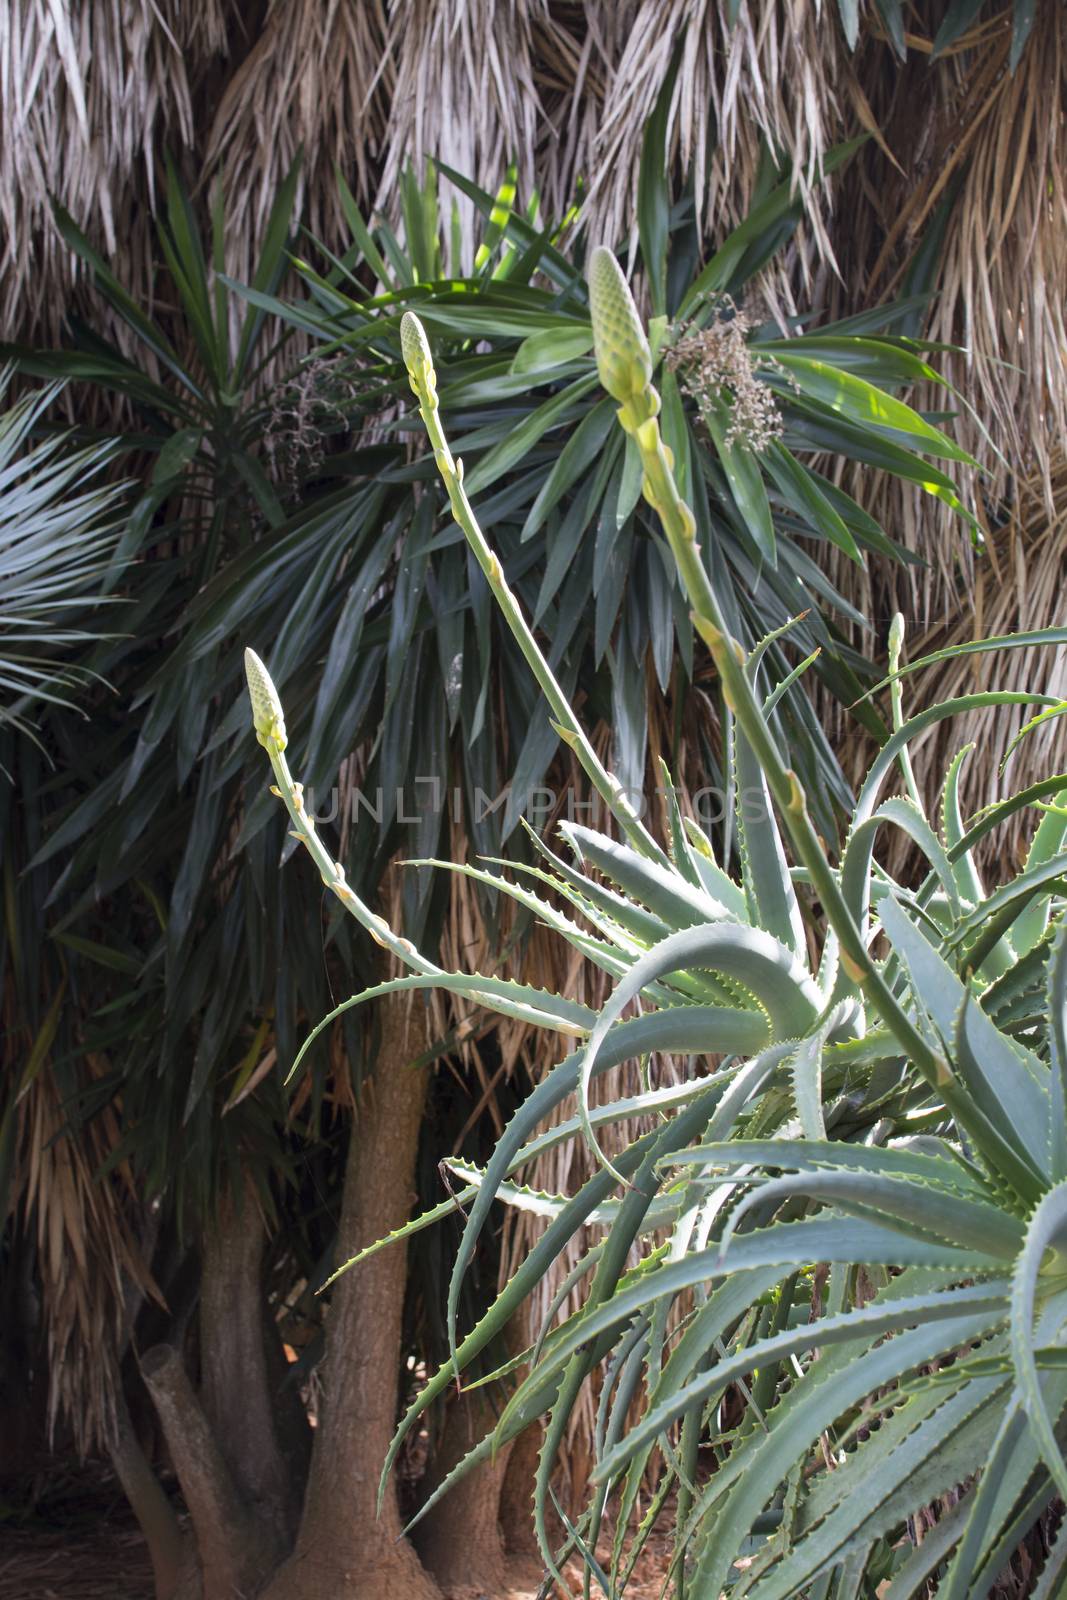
left=3, top=0, right=1063, bottom=805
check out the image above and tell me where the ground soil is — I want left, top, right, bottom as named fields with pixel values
left=0, top=1467, right=675, bottom=1600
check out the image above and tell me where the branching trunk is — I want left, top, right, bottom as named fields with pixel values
left=109, top=1386, right=199, bottom=1600
left=140, top=1342, right=284, bottom=1600
left=200, top=1171, right=302, bottom=1535
left=415, top=1390, right=512, bottom=1593
left=260, top=992, right=441, bottom=1600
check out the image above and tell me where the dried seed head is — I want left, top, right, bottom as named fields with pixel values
left=244, top=648, right=287, bottom=750
left=588, top=247, right=652, bottom=404
left=667, top=302, right=783, bottom=454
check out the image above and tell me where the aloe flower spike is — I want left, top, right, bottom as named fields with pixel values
left=399, top=310, right=669, bottom=872
left=588, top=252, right=967, bottom=1121
left=242, top=647, right=438, bottom=977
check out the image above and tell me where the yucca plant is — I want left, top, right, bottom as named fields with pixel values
left=246, top=244, right=1067, bottom=1595
left=247, top=115, right=977, bottom=843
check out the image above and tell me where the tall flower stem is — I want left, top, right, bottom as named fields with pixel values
left=243, top=648, right=439, bottom=976
left=399, top=313, right=671, bottom=871
left=584, top=248, right=960, bottom=1103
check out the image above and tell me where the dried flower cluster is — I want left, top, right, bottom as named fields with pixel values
left=667, top=303, right=783, bottom=454
left=264, top=357, right=360, bottom=488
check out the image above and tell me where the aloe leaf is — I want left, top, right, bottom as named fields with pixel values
left=1030, top=1515, right=1067, bottom=1600
left=322, top=1185, right=478, bottom=1286
left=861, top=626, right=1067, bottom=703
left=880, top=896, right=1049, bottom=1185
left=682, top=817, right=751, bottom=919
left=596, top=1279, right=1008, bottom=1486
left=746, top=1374, right=1009, bottom=1598
left=669, top=1137, right=988, bottom=1195
left=1012, top=786, right=1067, bottom=955
left=384, top=1113, right=671, bottom=1514
left=1048, top=927, right=1067, bottom=1181
left=840, top=692, right=1058, bottom=958
left=530, top=1088, right=721, bottom=1580
left=791, top=1021, right=830, bottom=1139
left=285, top=969, right=596, bottom=1083
left=559, top=820, right=739, bottom=925
left=443, top=1006, right=756, bottom=1373
left=879, top=1496, right=973, bottom=1599
left=940, top=743, right=984, bottom=906
left=934, top=1398, right=1042, bottom=1600
left=735, top=723, right=805, bottom=960
left=1010, top=1178, right=1067, bottom=1499
left=576, top=921, right=824, bottom=1177
left=718, top=1168, right=1025, bottom=1259
left=946, top=850, right=1067, bottom=972
left=687, top=1307, right=997, bottom=1599
left=444, top=1157, right=678, bottom=1231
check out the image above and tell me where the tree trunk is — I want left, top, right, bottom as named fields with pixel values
left=109, top=1385, right=200, bottom=1600
left=200, top=1171, right=303, bottom=1536
left=498, top=1420, right=545, bottom=1557
left=259, top=992, right=441, bottom=1600
left=414, top=1390, right=512, bottom=1594
left=140, top=1342, right=284, bottom=1600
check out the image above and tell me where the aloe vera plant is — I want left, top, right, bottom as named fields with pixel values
left=246, top=252, right=1067, bottom=1595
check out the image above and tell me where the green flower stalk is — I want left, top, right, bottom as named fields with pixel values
left=586, top=247, right=963, bottom=1104
left=243, top=648, right=437, bottom=976
left=399, top=309, right=671, bottom=872
left=244, top=649, right=597, bottom=1062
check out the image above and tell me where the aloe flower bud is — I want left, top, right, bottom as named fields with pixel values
left=588, top=247, right=652, bottom=404
left=244, top=647, right=287, bottom=751
left=400, top=311, right=435, bottom=397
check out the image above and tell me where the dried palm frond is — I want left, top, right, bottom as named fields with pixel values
left=12, top=1059, right=158, bottom=1453
left=203, top=0, right=391, bottom=287
left=375, top=0, right=547, bottom=268
left=0, top=0, right=227, bottom=337
left=584, top=0, right=851, bottom=282
left=902, top=453, right=1067, bottom=874
left=830, top=2, right=1067, bottom=610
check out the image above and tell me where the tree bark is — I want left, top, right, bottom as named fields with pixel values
left=109, top=1385, right=200, bottom=1600
left=498, top=1420, right=545, bottom=1557
left=259, top=992, right=441, bottom=1600
left=200, top=1171, right=302, bottom=1536
left=414, top=1390, right=512, bottom=1594
left=140, top=1342, right=283, bottom=1600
